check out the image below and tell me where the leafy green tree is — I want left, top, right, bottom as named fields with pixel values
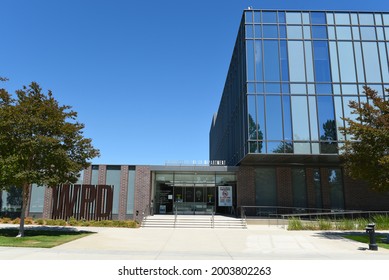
left=0, top=82, right=99, bottom=236
left=340, top=86, right=389, bottom=192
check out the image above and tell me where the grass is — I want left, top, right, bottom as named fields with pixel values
left=342, top=233, right=389, bottom=250
left=0, top=227, right=94, bottom=248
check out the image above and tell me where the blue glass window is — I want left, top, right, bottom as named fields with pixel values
left=335, top=13, right=350, bottom=25
left=257, top=95, right=265, bottom=143
left=265, top=83, right=280, bottom=93
left=362, top=42, right=381, bottom=83
left=266, top=96, right=283, bottom=140
left=280, top=40, right=289, bottom=81
left=311, top=12, right=326, bottom=24
left=245, top=25, right=254, bottom=38
left=254, top=25, right=262, bottom=38
left=308, top=96, right=319, bottom=140
left=254, top=11, right=261, bottom=23
left=359, top=13, right=375, bottom=25
left=278, top=12, right=286, bottom=23
left=313, top=41, right=331, bottom=82
left=291, top=96, right=310, bottom=140
left=279, top=25, right=287, bottom=38
left=254, top=40, right=263, bottom=81
left=263, top=40, right=280, bottom=81
left=312, top=26, right=328, bottom=39
left=263, top=25, right=278, bottom=38
left=245, top=11, right=253, bottom=23
left=288, top=41, right=306, bottom=82
left=336, top=26, right=352, bottom=40
left=316, top=84, right=332, bottom=94
left=286, top=12, right=301, bottom=24
left=338, top=42, right=356, bottom=83
left=246, top=40, right=255, bottom=81
left=282, top=96, right=292, bottom=140
left=262, top=11, right=277, bottom=23
left=281, top=83, right=290, bottom=94
left=317, top=96, right=337, bottom=153
left=248, top=95, right=257, bottom=140
left=360, top=27, right=376, bottom=40
left=287, top=26, right=302, bottom=39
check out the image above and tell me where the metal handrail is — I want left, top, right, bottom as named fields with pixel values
left=174, top=204, right=178, bottom=228
left=211, top=206, right=215, bottom=228
left=240, top=206, right=247, bottom=227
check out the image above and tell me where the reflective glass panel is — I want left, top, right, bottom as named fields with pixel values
left=263, top=25, right=278, bottom=38
left=279, top=25, right=287, bottom=38
left=29, top=184, right=45, bottom=213
left=245, top=25, right=254, bottom=38
left=302, top=13, right=310, bottom=24
left=351, top=13, right=359, bottom=25
left=313, top=169, right=323, bottom=208
left=245, top=11, right=253, bottom=23
left=262, top=11, right=277, bottom=23
left=254, top=11, right=261, bottom=23
left=338, top=42, right=357, bottom=83
left=312, top=26, right=328, bottom=39
left=313, top=41, right=331, bottom=82
left=316, top=84, right=332, bottom=94
left=294, top=142, right=311, bottom=154
left=379, top=43, right=389, bottom=83
left=360, top=27, right=376, bottom=40
left=342, top=84, right=358, bottom=94
left=311, top=12, right=326, bottom=24
left=352, top=27, right=360, bottom=40
left=384, top=14, right=389, bottom=25
left=248, top=95, right=257, bottom=140
left=283, top=96, right=292, bottom=140
left=286, top=12, right=301, bottom=24
left=287, top=25, right=303, bottom=39
left=278, top=12, right=286, bottom=23
left=329, top=42, right=340, bottom=82
left=336, top=26, right=352, bottom=40
left=354, top=42, right=365, bottom=83
left=254, top=40, right=263, bottom=81
left=254, top=25, right=262, bottom=38
left=362, top=42, right=382, bottom=82
left=263, top=40, right=280, bottom=81
left=335, top=13, right=350, bottom=25
left=328, top=26, right=335, bottom=40
left=303, top=26, right=311, bottom=39
left=265, top=96, right=283, bottom=140
left=288, top=41, right=306, bottom=82
left=290, top=84, right=306, bottom=94
left=308, top=96, right=319, bottom=140
left=377, top=27, right=384, bottom=40
left=257, top=95, right=265, bottom=143
left=106, top=166, right=121, bottom=214
left=126, top=168, right=135, bottom=214
left=291, top=96, right=310, bottom=140
left=375, top=14, right=383, bottom=25
left=317, top=96, right=337, bottom=149
left=265, top=83, right=280, bottom=93
left=326, top=13, right=334, bottom=25
left=246, top=40, right=255, bottom=80
left=305, top=41, right=314, bottom=82
left=280, top=40, right=289, bottom=81
left=359, top=13, right=375, bottom=25
left=247, top=82, right=255, bottom=93
left=334, top=96, right=345, bottom=141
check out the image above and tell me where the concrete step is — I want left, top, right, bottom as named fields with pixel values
left=142, top=215, right=247, bottom=229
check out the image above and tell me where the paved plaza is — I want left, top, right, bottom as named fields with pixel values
left=0, top=223, right=388, bottom=260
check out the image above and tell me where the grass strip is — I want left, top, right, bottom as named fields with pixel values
left=0, top=228, right=94, bottom=248
left=342, top=233, right=389, bottom=250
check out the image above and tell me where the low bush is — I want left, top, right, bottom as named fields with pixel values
left=288, top=218, right=304, bottom=230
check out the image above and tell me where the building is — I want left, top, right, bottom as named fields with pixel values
left=210, top=9, right=389, bottom=213
left=1, top=9, right=389, bottom=220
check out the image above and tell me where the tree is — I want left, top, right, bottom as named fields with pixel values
left=340, top=86, right=389, bottom=192
left=0, top=82, right=100, bottom=237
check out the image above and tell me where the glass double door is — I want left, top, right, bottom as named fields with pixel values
left=174, top=186, right=215, bottom=215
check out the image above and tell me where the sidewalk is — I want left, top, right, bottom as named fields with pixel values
left=0, top=224, right=388, bottom=260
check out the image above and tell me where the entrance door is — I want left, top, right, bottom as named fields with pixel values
left=174, top=186, right=215, bottom=214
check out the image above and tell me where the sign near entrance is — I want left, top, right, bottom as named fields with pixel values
left=218, top=186, right=232, bottom=207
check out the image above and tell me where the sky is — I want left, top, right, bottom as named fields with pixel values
left=1, top=0, right=388, bottom=165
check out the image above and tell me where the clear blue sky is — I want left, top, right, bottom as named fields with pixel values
left=1, top=0, right=387, bottom=165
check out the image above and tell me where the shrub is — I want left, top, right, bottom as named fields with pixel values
left=1, top=217, right=11, bottom=224
left=318, top=219, right=333, bottom=230
left=336, top=219, right=355, bottom=230
left=288, top=217, right=304, bottom=230
left=25, top=217, right=34, bottom=225
left=373, top=215, right=389, bottom=230
left=36, top=218, right=45, bottom=225
left=12, top=218, right=20, bottom=224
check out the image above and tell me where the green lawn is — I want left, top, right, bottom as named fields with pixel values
left=0, top=228, right=94, bottom=248
left=343, top=233, right=389, bottom=250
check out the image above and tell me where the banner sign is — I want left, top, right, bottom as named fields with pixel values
left=218, top=186, right=232, bottom=207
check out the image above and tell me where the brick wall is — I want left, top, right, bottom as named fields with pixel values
left=276, top=167, right=293, bottom=211
left=118, top=166, right=129, bottom=220
left=236, top=166, right=255, bottom=215
left=134, top=166, right=151, bottom=221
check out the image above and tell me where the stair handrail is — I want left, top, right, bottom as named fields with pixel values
left=211, top=206, right=215, bottom=228
left=174, top=204, right=178, bottom=228
left=241, top=206, right=247, bottom=228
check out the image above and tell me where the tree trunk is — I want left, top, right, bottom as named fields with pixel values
left=17, top=183, right=30, bottom=237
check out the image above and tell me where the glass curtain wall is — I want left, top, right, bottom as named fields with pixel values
left=244, top=10, right=389, bottom=156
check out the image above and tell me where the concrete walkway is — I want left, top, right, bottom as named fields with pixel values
left=1, top=224, right=389, bottom=260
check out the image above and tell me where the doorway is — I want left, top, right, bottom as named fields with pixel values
left=174, top=186, right=215, bottom=215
